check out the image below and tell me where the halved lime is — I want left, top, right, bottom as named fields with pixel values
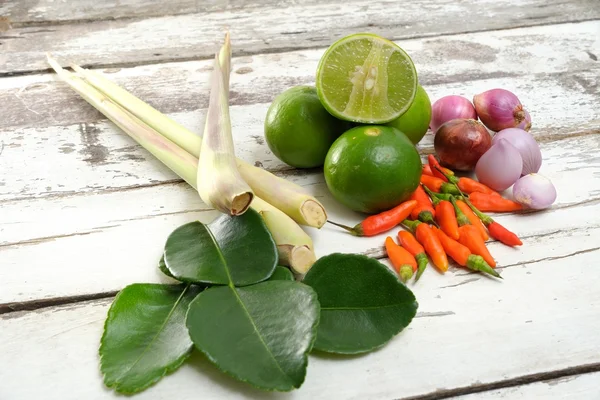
left=316, top=33, right=418, bottom=124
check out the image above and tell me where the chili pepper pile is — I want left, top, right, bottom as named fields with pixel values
left=329, top=154, right=526, bottom=283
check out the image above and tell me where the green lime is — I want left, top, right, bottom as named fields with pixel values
left=264, top=86, right=351, bottom=168
left=324, top=125, right=422, bottom=214
left=316, top=33, right=418, bottom=124
left=385, top=85, right=432, bottom=144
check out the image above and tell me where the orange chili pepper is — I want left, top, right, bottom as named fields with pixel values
left=403, top=220, right=448, bottom=273
left=432, top=227, right=500, bottom=278
left=409, top=186, right=436, bottom=225
left=420, top=174, right=461, bottom=195
left=397, top=230, right=429, bottom=281
left=422, top=164, right=434, bottom=176
left=456, top=200, right=489, bottom=241
left=462, top=198, right=523, bottom=246
left=469, top=192, right=523, bottom=212
left=458, top=225, right=496, bottom=268
left=435, top=200, right=460, bottom=240
left=328, top=200, right=417, bottom=236
left=457, top=177, right=500, bottom=196
left=385, top=236, right=417, bottom=282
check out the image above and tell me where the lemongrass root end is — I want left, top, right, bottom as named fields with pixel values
left=301, top=199, right=327, bottom=229
left=231, top=192, right=254, bottom=216
left=278, top=244, right=316, bottom=275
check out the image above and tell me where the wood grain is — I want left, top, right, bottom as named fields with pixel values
left=1, top=0, right=599, bottom=74
left=1, top=249, right=599, bottom=399
left=1, top=20, right=598, bottom=130
left=1, top=134, right=599, bottom=304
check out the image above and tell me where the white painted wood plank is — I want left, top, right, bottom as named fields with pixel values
left=2, top=20, right=598, bottom=130
left=1, top=71, right=598, bottom=202
left=0, top=0, right=598, bottom=74
left=1, top=134, right=599, bottom=304
left=2, top=134, right=598, bottom=246
left=0, top=0, right=334, bottom=25
left=451, top=372, right=600, bottom=400
left=1, top=248, right=599, bottom=399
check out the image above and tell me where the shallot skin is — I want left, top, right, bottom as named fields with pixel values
left=434, top=119, right=492, bottom=171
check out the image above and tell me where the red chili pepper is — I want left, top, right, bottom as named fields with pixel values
left=428, top=155, right=449, bottom=182
left=428, top=155, right=460, bottom=184
left=458, top=225, right=496, bottom=268
left=462, top=198, right=523, bottom=246
left=397, top=230, right=429, bottom=281
left=409, top=186, right=437, bottom=225
left=457, top=177, right=500, bottom=196
left=432, top=226, right=501, bottom=278
left=403, top=220, right=448, bottom=273
left=420, top=175, right=461, bottom=195
left=385, top=236, right=416, bottom=282
left=422, top=164, right=434, bottom=177
left=328, top=200, right=417, bottom=236
left=469, top=192, right=523, bottom=212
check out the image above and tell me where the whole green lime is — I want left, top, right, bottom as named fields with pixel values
left=324, top=125, right=422, bottom=214
left=385, top=85, right=432, bottom=144
left=264, top=86, right=351, bottom=168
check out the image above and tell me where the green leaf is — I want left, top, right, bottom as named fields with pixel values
left=163, top=208, right=278, bottom=286
left=186, top=281, right=320, bottom=391
left=158, top=255, right=175, bottom=279
left=268, top=266, right=294, bottom=281
left=303, top=253, right=418, bottom=354
left=100, top=283, right=201, bottom=394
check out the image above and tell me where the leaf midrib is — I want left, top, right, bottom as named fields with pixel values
left=232, top=285, right=294, bottom=386
left=203, top=225, right=234, bottom=286
left=112, top=284, right=190, bottom=384
left=204, top=220, right=292, bottom=385
left=321, top=302, right=414, bottom=311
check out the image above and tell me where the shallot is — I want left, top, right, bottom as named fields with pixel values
left=434, top=119, right=491, bottom=171
left=475, top=139, right=522, bottom=191
left=430, top=95, right=477, bottom=133
left=473, top=88, right=528, bottom=131
left=513, top=174, right=557, bottom=209
left=492, top=128, right=542, bottom=175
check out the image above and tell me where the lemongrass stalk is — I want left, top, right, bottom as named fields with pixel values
left=196, top=35, right=253, bottom=216
left=69, top=67, right=202, bottom=159
left=236, top=162, right=327, bottom=228
left=48, top=54, right=316, bottom=272
left=47, top=54, right=197, bottom=187
left=249, top=197, right=316, bottom=274
left=71, top=62, right=327, bottom=227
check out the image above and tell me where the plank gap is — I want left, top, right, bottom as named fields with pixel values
left=400, top=363, right=600, bottom=400
left=0, top=290, right=118, bottom=315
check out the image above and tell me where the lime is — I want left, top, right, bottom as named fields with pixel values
left=316, top=33, right=418, bottom=124
left=264, top=86, right=351, bottom=168
left=385, top=85, right=432, bottom=145
left=324, top=125, right=422, bottom=214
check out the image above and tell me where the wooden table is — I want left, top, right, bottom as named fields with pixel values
left=1, top=1, right=599, bottom=399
